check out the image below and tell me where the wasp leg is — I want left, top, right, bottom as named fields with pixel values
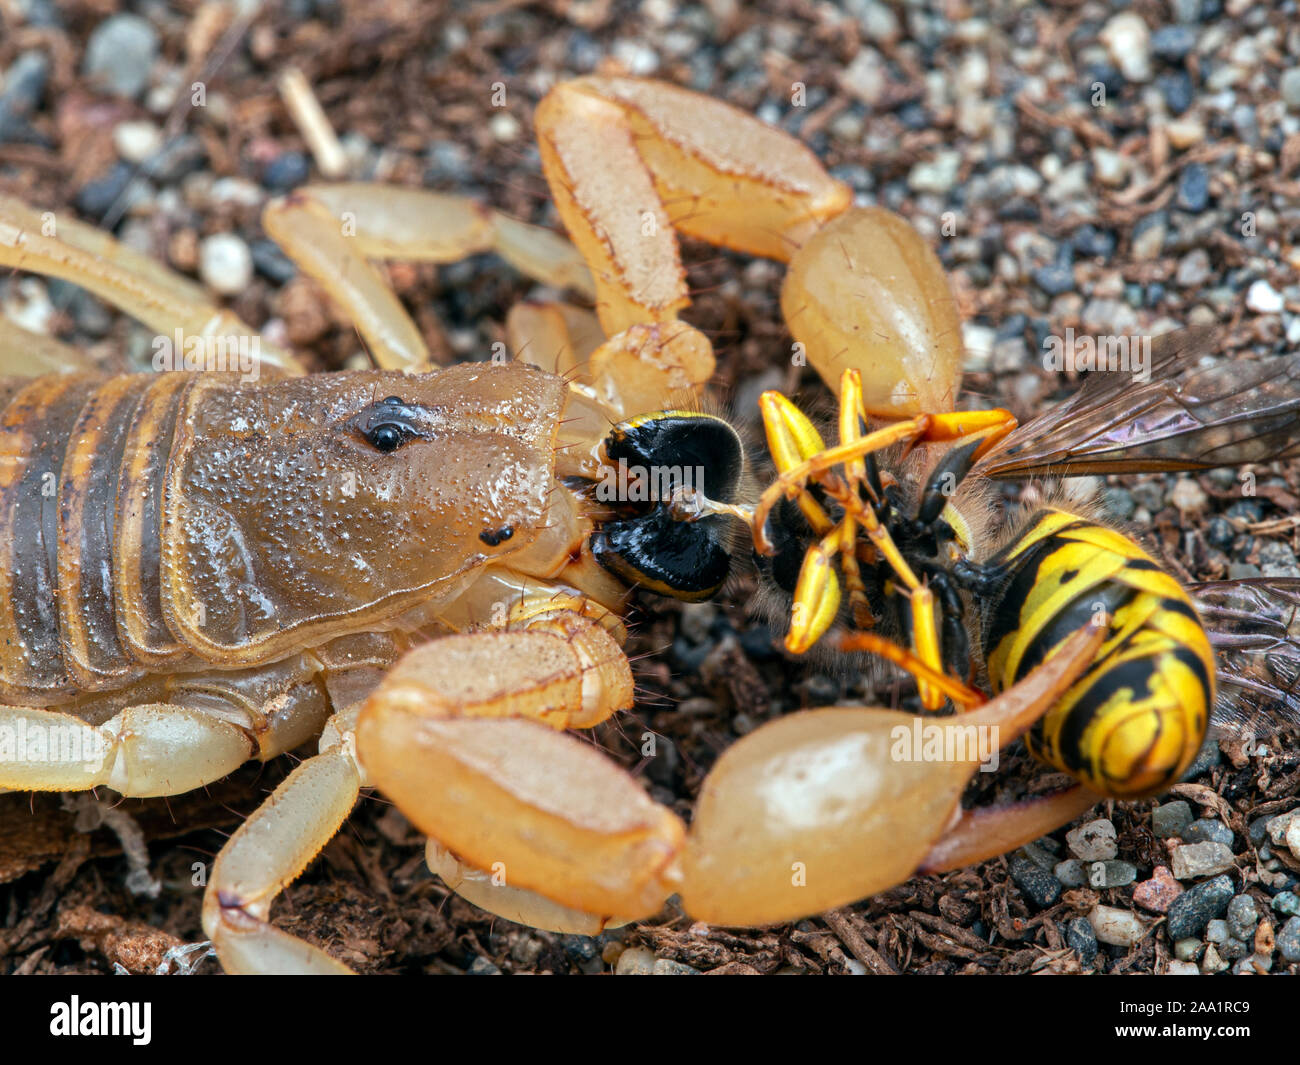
left=0, top=194, right=302, bottom=376
left=919, top=785, right=1104, bottom=874
left=356, top=606, right=683, bottom=928
left=0, top=318, right=100, bottom=376
left=837, top=630, right=985, bottom=709
left=679, top=623, right=1105, bottom=926
left=261, top=184, right=595, bottom=373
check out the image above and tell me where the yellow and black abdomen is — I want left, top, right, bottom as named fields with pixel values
left=979, top=508, right=1214, bottom=798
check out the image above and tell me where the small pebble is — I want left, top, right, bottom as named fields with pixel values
left=614, top=946, right=657, bottom=975
left=1205, top=918, right=1229, bottom=943
left=1176, top=249, right=1211, bottom=287
left=83, top=14, right=159, bottom=99
left=1166, top=959, right=1200, bottom=975
left=1200, top=943, right=1228, bottom=974
left=652, top=958, right=701, bottom=975
left=466, top=955, right=501, bottom=975
left=1246, top=280, right=1285, bottom=314
left=1166, top=118, right=1206, bottom=149
left=1170, top=841, right=1235, bottom=880
left=1134, top=866, right=1183, bottom=913
left=264, top=152, right=310, bottom=191
left=1100, top=12, right=1153, bottom=83
left=1226, top=894, right=1260, bottom=940
left=1175, top=163, right=1210, bottom=212
left=1153, top=801, right=1193, bottom=838
left=1089, top=860, right=1138, bottom=889
left=1088, top=904, right=1149, bottom=947
left=1151, top=25, right=1197, bottom=63
left=1067, top=819, right=1118, bottom=861
left=1054, top=859, right=1088, bottom=888
left=1219, top=937, right=1250, bottom=961
left=1231, top=954, right=1272, bottom=975
left=1278, top=917, right=1300, bottom=963
left=1265, top=809, right=1300, bottom=847
left=1130, top=213, right=1167, bottom=261
left=1166, top=874, right=1234, bottom=939
left=1066, top=916, right=1098, bottom=962
left=1182, top=818, right=1233, bottom=846
left=199, top=233, right=254, bottom=296
left=1173, top=937, right=1204, bottom=962
left=1272, top=890, right=1300, bottom=917
left=112, top=120, right=162, bottom=164
left=1281, top=68, right=1300, bottom=112
left=1010, top=855, right=1062, bottom=907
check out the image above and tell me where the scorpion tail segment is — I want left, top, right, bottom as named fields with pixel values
left=356, top=626, right=684, bottom=920
left=203, top=745, right=361, bottom=975
left=781, top=207, right=963, bottom=416
left=679, top=624, right=1104, bottom=926
left=919, top=784, right=1104, bottom=876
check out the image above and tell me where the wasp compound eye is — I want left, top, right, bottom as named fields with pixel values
left=592, top=411, right=744, bottom=599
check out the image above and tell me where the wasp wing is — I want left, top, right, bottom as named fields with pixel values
left=1191, top=578, right=1300, bottom=740
left=977, top=327, right=1300, bottom=478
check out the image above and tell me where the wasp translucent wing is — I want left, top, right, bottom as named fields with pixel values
left=1190, top=578, right=1300, bottom=739
left=977, top=327, right=1300, bottom=478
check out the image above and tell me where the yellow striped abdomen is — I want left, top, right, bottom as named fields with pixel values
left=981, top=508, right=1214, bottom=798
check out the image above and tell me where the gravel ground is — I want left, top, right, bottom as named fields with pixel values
left=1, top=0, right=1299, bottom=975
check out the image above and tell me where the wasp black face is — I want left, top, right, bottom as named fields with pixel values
left=590, top=411, right=745, bottom=601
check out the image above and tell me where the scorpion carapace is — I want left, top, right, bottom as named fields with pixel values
left=0, top=362, right=593, bottom=703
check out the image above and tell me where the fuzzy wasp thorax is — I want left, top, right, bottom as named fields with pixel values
left=588, top=411, right=748, bottom=601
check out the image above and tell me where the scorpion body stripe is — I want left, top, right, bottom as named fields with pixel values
left=57, top=373, right=155, bottom=690
left=979, top=508, right=1215, bottom=797
left=0, top=373, right=109, bottom=703
left=113, top=371, right=200, bottom=668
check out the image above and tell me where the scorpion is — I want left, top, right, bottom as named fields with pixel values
left=0, top=76, right=1185, bottom=973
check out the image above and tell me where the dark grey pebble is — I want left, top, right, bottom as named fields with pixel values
left=1159, top=71, right=1195, bottom=114
left=1176, top=163, right=1210, bottom=213
left=1033, top=261, right=1075, bottom=296
left=1279, top=917, right=1300, bottom=962
left=1166, top=874, right=1235, bottom=940
left=1226, top=894, right=1260, bottom=940
left=0, top=51, right=51, bottom=145
left=1073, top=224, right=1116, bottom=260
left=1180, top=737, right=1221, bottom=781
left=250, top=239, right=297, bottom=284
left=1273, top=890, right=1300, bottom=916
left=1151, top=25, right=1197, bottom=63
left=143, top=135, right=207, bottom=184
left=264, top=151, right=310, bottom=191
left=1009, top=855, right=1062, bottom=907
left=1066, top=916, right=1098, bottom=963
left=1182, top=818, right=1233, bottom=846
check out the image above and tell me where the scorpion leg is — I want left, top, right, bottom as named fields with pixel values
left=0, top=194, right=302, bottom=376
left=0, top=703, right=254, bottom=796
left=261, top=184, right=595, bottom=372
left=0, top=317, right=100, bottom=375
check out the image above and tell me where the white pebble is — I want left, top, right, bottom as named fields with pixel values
left=614, top=946, right=657, bottom=975
left=489, top=112, right=521, bottom=142
left=1067, top=818, right=1118, bottom=861
left=1165, top=960, right=1200, bottom=975
left=112, top=120, right=163, bottom=164
left=199, top=233, right=254, bottom=296
left=1246, top=280, right=1285, bottom=314
left=1089, top=904, right=1149, bottom=947
left=1100, top=12, right=1153, bottom=83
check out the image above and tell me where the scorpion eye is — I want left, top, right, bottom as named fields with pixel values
left=366, top=421, right=412, bottom=453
